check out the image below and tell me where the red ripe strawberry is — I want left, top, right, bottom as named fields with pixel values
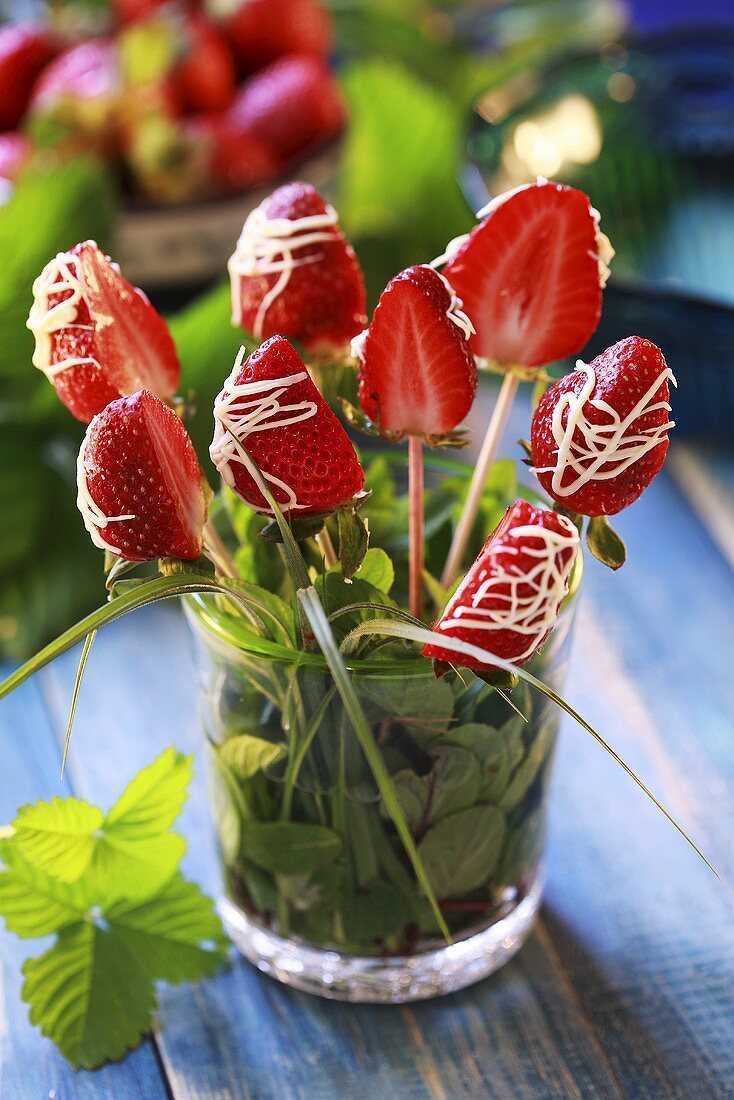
left=77, top=389, right=207, bottom=561
left=443, top=180, right=611, bottom=368
left=170, top=15, right=237, bottom=115
left=210, top=336, right=364, bottom=516
left=186, top=113, right=276, bottom=194
left=229, top=181, right=366, bottom=352
left=114, top=0, right=193, bottom=26
left=229, top=55, right=345, bottom=164
left=0, top=25, right=56, bottom=130
left=222, top=0, right=333, bottom=71
left=355, top=265, right=477, bottom=439
left=27, top=241, right=180, bottom=424
left=531, top=336, right=674, bottom=517
left=422, top=500, right=579, bottom=671
left=29, top=39, right=121, bottom=149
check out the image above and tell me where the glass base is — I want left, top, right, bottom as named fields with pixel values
left=219, top=874, right=543, bottom=1003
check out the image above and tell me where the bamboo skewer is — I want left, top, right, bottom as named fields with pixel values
left=408, top=434, right=425, bottom=620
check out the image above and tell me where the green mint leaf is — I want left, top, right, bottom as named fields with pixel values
left=240, top=822, right=342, bottom=877
left=13, top=798, right=103, bottom=883
left=21, top=872, right=228, bottom=1070
left=337, top=507, right=369, bottom=580
left=217, top=734, right=286, bottom=781
left=0, top=841, right=89, bottom=938
left=389, top=747, right=481, bottom=832
left=586, top=515, right=627, bottom=571
left=418, top=805, right=507, bottom=898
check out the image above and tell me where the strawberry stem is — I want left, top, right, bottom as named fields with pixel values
left=408, top=434, right=425, bottom=620
left=315, top=527, right=338, bottom=569
left=440, top=372, right=520, bottom=591
left=203, top=521, right=238, bottom=579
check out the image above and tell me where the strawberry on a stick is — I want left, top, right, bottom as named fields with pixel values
left=438, top=179, right=613, bottom=588
left=531, top=336, right=675, bottom=516
left=28, top=241, right=180, bottom=423
left=210, top=336, right=364, bottom=518
left=353, top=265, right=477, bottom=618
left=423, top=500, right=579, bottom=672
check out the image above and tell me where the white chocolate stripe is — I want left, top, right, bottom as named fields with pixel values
left=27, top=252, right=100, bottom=379
left=210, top=349, right=318, bottom=514
left=442, top=519, right=579, bottom=663
left=76, top=420, right=136, bottom=552
left=434, top=270, right=476, bottom=341
left=533, top=360, right=676, bottom=497
left=228, top=203, right=340, bottom=338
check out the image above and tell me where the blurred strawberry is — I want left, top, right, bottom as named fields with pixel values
left=170, top=15, right=237, bottom=114
left=113, top=0, right=190, bottom=26
left=28, top=39, right=121, bottom=152
left=77, top=389, right=208, bottom=561
left=185, top=113, right=275, bottom=193
left=0, top=132, right=32, bottom=183
left=229, top=55, right=345, bottom=164
left=28, top=240, right=180, bottom=423
left=220, top=0, right=333, bottom=71
left=0, top=24, right=56, bottom=130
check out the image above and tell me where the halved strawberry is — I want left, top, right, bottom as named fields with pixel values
left=355, top=265, right=477, bottom=439
left=422, top=500, right=579, bottom=671
left=531, top=336, right=674, bottom=516
left=210, top=336, right=364, bottom=515
left=228, top=55, right=345, bottom=165
left=443, top=180, right=611, bottom=369
left=77, top=389, right=207, bottom=561
left=0, top=25, right=56, bottom=130
left=27, top=241, right=180, bottom=423
left=221, top=0, right=333, bottom=72
left=170, top=15, right=237, bottom=115
left=229, top=181, right=366, bottom=352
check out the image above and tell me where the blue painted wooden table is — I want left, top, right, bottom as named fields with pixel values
left=2, top=422, right=733, bottom=1098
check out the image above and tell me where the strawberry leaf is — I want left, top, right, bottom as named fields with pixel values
left=13, top=798, right=103, bottom=883
left=586, top=515, right=627, bottom=571
left=0, top=841, right=89, bottom=938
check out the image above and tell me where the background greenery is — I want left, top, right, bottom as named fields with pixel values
left=0, top=0, right=621, bottom=659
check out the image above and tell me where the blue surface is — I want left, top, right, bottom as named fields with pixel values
left=1, top=433, right=734, bottom=1097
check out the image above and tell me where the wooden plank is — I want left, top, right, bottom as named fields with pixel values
left=0, top=674, right=171, bottom=1100
left=39, top=604, right=626, bottom=1100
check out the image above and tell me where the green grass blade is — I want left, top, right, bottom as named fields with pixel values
left=297, top=587, right=453, bottom=942
left=61, top=630, right=96, bottom=778
left=341, top=618, right=717, bottom=877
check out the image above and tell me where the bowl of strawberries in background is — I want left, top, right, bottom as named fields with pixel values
left=0, top=0, right=345, bottom=289
left=1, top=166, right=701, bottom=1037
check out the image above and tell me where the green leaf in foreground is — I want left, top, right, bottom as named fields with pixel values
left=0, top=752, right=228, bottom=1069
left=22, top=873, right=227, bottom=1070
left=586, top=515, right=627, bottom=571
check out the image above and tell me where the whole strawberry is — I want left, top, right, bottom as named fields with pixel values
left=29, top=39, right=121, bottom=153
left=422, top=501, right=579, bottom=671
left=443, top=180, right=613, bottom=368
left=77, top=389, right=208, bottom=561
left=222, top=0, right=333, bottom=71
left=531, top=337, right=675, bottom=516
left=354, top=265, right=477, bottom=440
left=27, top=241, right=181, bottom=423
left=0, top=25, right=56, bottom=130
left=184, top=114, right=276, bottom=194
left=229, top=181, right=366, bottom=353
left=210, top=336, right=364, bottom=516
left=228, top=55, right=345, bottom=165
left=170, top=15, right=237, bottom=115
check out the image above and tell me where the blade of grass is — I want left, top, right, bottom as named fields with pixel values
left=341, top=618, right=717, bottom=877
left=60, top=630, right=96, bottom=778
left=298, top=587, right=453, bottom=942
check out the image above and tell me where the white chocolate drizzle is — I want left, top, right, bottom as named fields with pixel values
left=228, top=201, right=341, bottom=338
left=27, top=251, right=102, bottom=380
left=533, top=359, right=676, bottom=497
left=434, top=270, right=476, bottom=341
left=76, top=420, right=136, bottom=552
left=591, top=207, right=615, bottom=288
left=441, top=517, right=579, bottom=663
left=210, top=346, right=318, bottom=513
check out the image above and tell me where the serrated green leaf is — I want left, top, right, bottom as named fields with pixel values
left=442, top=721, right=525, bottom=804
left=13, top=798, right=103, bottom=883
left=389, top=747, right=480, bottom=832
left=240, top=822, right=342, bottom=876
left=418, top=805, right=507, bottom=898
left=217, top=734, right=286, bottom=780
left=0, top=842, right=89, bottom=938
left=586, top=514, right=627, bottom=571
left=21, top=873, right=226, bottom=1070
left=105, top=748, right=191, bottom=835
